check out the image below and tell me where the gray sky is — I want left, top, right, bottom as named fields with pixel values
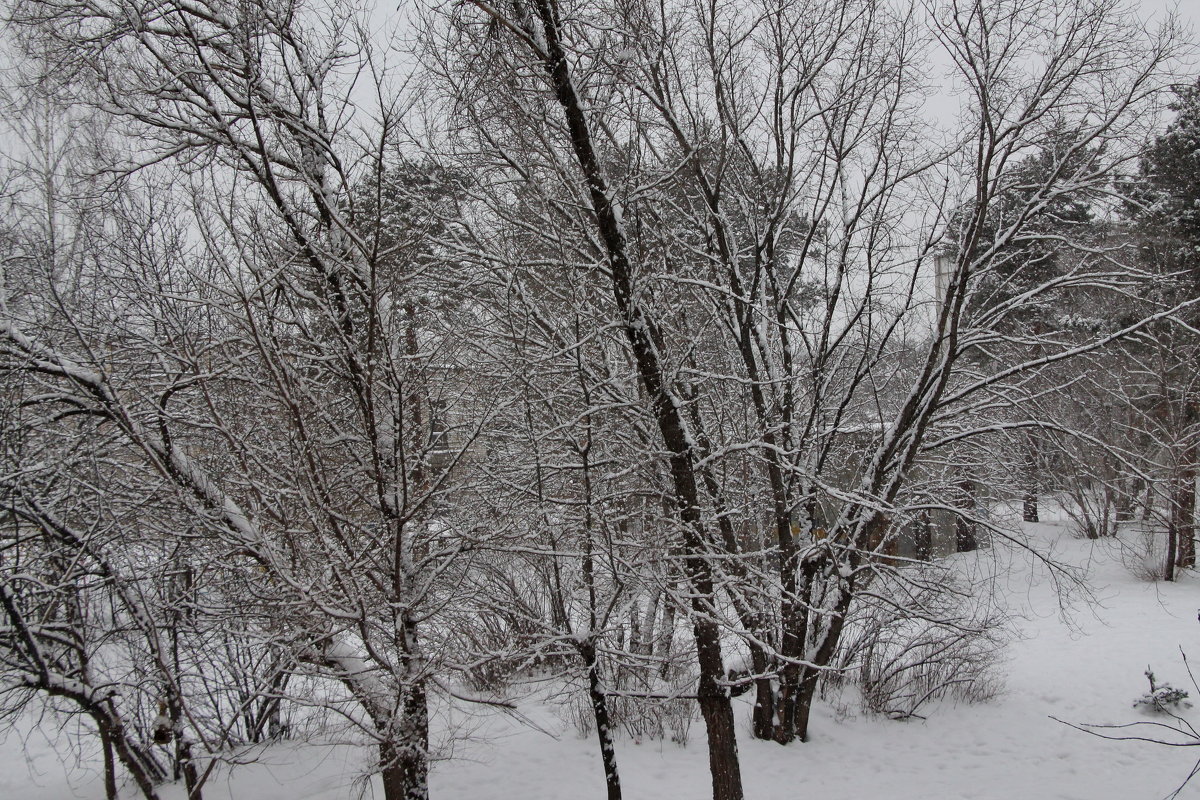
left=1, top=1, right=1198, bottom=174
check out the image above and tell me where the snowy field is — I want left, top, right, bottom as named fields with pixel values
left=4, top=512, right=1198, bottom=800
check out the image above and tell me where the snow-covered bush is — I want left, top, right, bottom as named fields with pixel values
left=605, top=692, right=693, bottom=746
left=565, top=659, right=696, bottom=746
left=829, top=566, right=1009, bottom=719
left=559, top=626, right=698, bottom=746
left=1063, top=482, right=1118, bottom=540
left=1121, top=522, right=1172, bottom=582
left=452, top=564, right=571, bottom=693
left=1134, top=667, right=1192, bottom=714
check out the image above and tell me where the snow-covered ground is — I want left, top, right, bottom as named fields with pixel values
left=5, top=512, right=1198, bottom=800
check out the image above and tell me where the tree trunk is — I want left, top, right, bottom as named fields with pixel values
left=100, top=725, right=118, bottom=800
left=956, top=480, right=978, bottom=552
left=772, top=543, right=806, bottom=744
left=1165, top=516, right=1178, bottom=582
left=689, top=416, right=775, bottom=743
left=1164, top=476, right=1179, bottom=583
left=1022, top=493, right=1039, bottom=523
left=1176, top=465, right=1195, bottom=573
left=914, top=510, right=933, bottom=561
left=748, top=645, right=775, bottom=741
left=178, top=740, right=202, bottom=800
left=773, top=557, right=817, bottom=744
left=683, top=547, right=744, bottom=800
left=379, top=741, right=423, bottom=800
left=793, top=669, right=821, bottom=744
left=1176, top=453, right=1197, bottom=569
left=1023, top=434, right=1039, bottom=522
left=526, top=5, right=744, bottom=796
left=1114, top=477, right=1136, bottom=523
left=793, top=581, right=853, bottom=743
left=244, top=704, right=259, bottom=745
left=378, top=684, right=429, bottom=800
left=163, top=688, right=203, bottom=800
left=580, top=642, right=622, bottom=800
left=656, top=600, right=677, bottom=680
left=364, top=639, right=429, bottom=800
left=638, top=590, right=660, bottom=657
left=258, top=670, right=289, bottom=742
left=693, top=616, right=742, bottom=800
left=96, top=715, right=164, bottom=800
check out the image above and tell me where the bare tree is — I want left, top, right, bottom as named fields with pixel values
left=424, top=2, right=1183, bottom=798
left=1, top=1, right=1191, bottom=799
left=1, top=3, right=500, bottom=798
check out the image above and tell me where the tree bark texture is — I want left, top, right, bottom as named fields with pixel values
left=378, top=684, right=429, bottom=800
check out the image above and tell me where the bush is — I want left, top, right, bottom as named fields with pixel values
left=1134, top=667, right=1192, bottom=714
left=829, top=565, right=1009, bottom=719
left=565, top=658, right=695, bottom=746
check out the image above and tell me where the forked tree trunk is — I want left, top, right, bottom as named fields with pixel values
left=773, top=556, right=817, bottom=744
left=166, top=694, right=203, bottom=800
left=747, top=646, right=775, bottom=741
left=793, top=581, right=854, bottom=743
left=94, top=714, right=165, bottom=800
left=772, top=539, right=807, bottom=744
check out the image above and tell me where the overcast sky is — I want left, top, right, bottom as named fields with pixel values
left=1146, top=1, right=1200, bottom=61
left=1, top=1, right=1198, bottom=172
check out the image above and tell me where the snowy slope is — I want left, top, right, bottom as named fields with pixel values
left=4, top=514, right=1198, bottom=800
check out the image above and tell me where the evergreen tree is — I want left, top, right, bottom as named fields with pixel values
left=1138, top=77, right=1200, bottom=291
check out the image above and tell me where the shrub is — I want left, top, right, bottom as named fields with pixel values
left=830, top=565, right=1009, bottom=719
left=1134, top=667, right=1192, bottom=714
